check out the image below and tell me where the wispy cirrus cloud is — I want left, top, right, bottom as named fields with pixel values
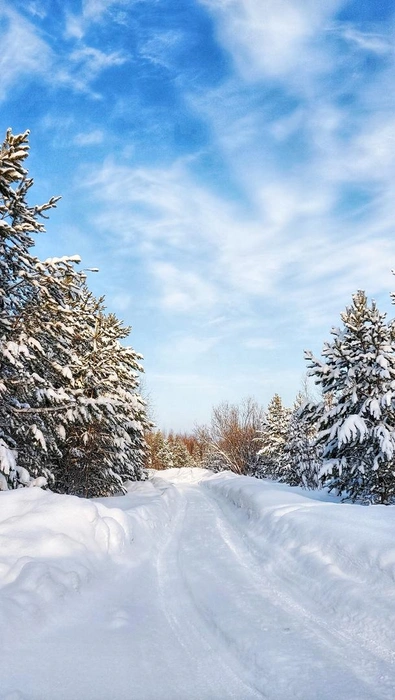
left=70, top=46, right=127, bottom=76
left=81, top=145, right=395, bottom=334
left=0, top=7, right=51, bottom=100
left=56, top=46, right=128, bottom=96
left=329, top=22, right=394, bottom=55
left=199, top=0, right=344, bottom=83
left=149, top=261, right=219, bottom=312
left=139, top=30, right=183, bottom=70
left=73, top=129, right=104, bottom=146
left=82, top=0, right=128, bottom=21
left=0, top=4, right=129, bottom=101
left=65, top=0, right=133, bottom=41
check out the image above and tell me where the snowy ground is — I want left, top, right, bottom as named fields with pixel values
left=1, top=468, right=395, bottom=700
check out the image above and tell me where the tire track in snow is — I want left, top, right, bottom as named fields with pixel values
left=158, top=482, right=394, bottom=700
left=207, top=483, right=395, bottom=664
left=155, top=486, right=266, bottom=700
left=202, top=484, right=395, bottom=699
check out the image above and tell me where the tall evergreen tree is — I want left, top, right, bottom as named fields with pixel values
left=256, top=394, right=291, bottom=479
left=0, top=128, right=63, bottom=487
left=282, top=393, right=322, bottom=488
left=156, top=437, right=175, bottom=470
left=304, top=291, right=395, bottom=504
left=167, top=434, right=195, bottom=468
left=0, top=128, right=149, bottom=495
left=53, top=289, right=149, bottom=496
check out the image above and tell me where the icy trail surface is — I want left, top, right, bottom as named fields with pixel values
left=1, top=468, right=395, bottom=700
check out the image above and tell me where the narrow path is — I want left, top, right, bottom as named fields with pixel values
left=156, top=483, right=394, bottom=700
left=2, top=479, right=394, bottom=699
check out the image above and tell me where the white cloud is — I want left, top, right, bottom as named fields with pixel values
left=70, top=46, right=126, bottom=74
left=331, top=24, right=393, bottom=55
left=200, top=0, right=343, bottom=82
left=64, top=12, right=85, bottom=40
left=74, top=129, right=104, bottom=146
left=83, top=158, right=291, bottom=304
left=82, top=118, right=395, bottom=329
left=81, top=0, right=135, bottom=22
left=24, top=1, right=48, bottom=20
left=77, top=0, right=395, bottom=358
left=139, top=30, right=182, bottom=70
left=82, top=0, right=118, bottom=20
left=0, top=8, right=52, bottom=101
left=149, top=262, right=219, bottom=312
left=64, top=0, right=133, bottom=40
left=49, top=43, right=128, bottom=97
left=0, top=6, right=129, bottom=101
left=343, top=118, right=395, bottom=182
left=57, top=46, right=127, bottom=96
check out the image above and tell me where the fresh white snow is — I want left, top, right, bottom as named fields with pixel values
left=1, top=468, right=395, bottom=699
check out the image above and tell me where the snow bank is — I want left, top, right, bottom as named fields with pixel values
left=203, top=472, right=395, bottom=659
left=0, top=477, right=178, bottom=631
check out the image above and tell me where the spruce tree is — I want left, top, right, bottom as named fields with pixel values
left=257, top=394, right=291, bottom=479
left=167, top=435, right=195, bottom=468
left=0, top=128, right=63, bottom=487
left=0, top=128, right=149, bottom=495
left=156, top=438, right=174, bottom=470
left=147, top=431, right=166, bottom=470
left=282, top=394, right=322, bottom=488
left=52, top=288, right=149, bottom=496
left=201, top=446, right=229, bottom=472
left=304, top=291, right=395, bottom=503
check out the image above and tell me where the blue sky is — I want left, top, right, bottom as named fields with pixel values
left=2, top=0, right=395, bottom=430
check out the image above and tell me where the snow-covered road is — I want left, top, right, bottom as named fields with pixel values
left=1, top=470, right=395, bottom=699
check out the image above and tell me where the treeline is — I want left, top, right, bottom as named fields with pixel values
left=0, top=129, right=149, bottom=496
left=148, top=395, right=317, bottom=486
left=150, top=290, right=395, bottom=505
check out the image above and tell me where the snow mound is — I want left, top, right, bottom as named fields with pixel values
left=203, top=472, right=395, bottom=659
left=0, top=488, right=132, bottom=628
left=0, top=478, right=178, bottom=631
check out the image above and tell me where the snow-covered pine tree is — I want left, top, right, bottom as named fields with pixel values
left=256, top=395, right=289, bottom=479
left=146, top=431, right=165, bottom=470
left=203, top=449, right=230, bottom=472
left=256, top=394, right=291, bottom=479
left=0, top=128, right=63, bottom=488
left=53, top=288, right=150, bottom=497
left=304, top=290, right=395, bottom=504
left=282, top=393, right=322, bottom=488
left=167, top=435, right=195, bottom=468
left=9, top=255, right=90, bottom=485
left=0, top=128, right=149, bottom=495
left=156, top=437, right=174, bottom=470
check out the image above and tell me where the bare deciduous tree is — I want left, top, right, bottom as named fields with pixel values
left=197, top=397, right=264, bottom=475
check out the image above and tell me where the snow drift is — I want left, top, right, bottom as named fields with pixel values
left=0, top=476, right=178, bottom=632
left=203, top=472, right=395, bottom=661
